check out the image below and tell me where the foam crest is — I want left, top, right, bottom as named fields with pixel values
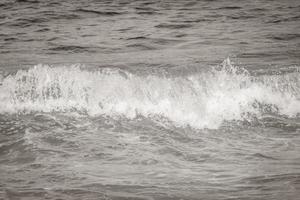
left=0, top=60, right=299, bottom=129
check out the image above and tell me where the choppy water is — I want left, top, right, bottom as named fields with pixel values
left=0, top=0, right=300, bottom=200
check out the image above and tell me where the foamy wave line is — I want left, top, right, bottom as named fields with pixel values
left=0, top=59, right=299, bottom=129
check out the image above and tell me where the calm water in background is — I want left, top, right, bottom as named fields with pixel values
left=0, top=0, right=300, bottom=69
left=0, top=0, right=300, bottom=199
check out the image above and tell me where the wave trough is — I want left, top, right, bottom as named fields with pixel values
left=1, top=59, right=299, bottom=129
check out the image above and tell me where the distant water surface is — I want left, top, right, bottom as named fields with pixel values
left=0, top=0, right=299, bottom=69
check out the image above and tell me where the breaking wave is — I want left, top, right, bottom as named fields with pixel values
left=0, top=59, right=299, bottom=129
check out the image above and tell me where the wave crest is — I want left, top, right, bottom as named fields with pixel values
left=1, top=59, right=299, bottom=129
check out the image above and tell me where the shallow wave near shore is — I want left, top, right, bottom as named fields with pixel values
left=0, top=59, right=299, bottom=129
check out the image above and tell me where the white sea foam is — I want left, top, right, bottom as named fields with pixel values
left=0, top=59, right=299, bottom=129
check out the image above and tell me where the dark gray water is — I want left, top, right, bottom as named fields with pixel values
left=0, top=0, right=300, bottom=199
left=1, top=0, right=300, bottom=69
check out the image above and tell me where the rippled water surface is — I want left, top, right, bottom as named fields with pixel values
left=0, top=0, right=300, bottom=199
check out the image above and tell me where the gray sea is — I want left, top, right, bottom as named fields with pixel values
left=0, top=0, right=300, bottom=199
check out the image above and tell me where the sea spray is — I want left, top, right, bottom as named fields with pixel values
left=0, top=59, right=299, bottom=129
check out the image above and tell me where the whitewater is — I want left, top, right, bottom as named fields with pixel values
left=1, top=59, right=299, bottom=129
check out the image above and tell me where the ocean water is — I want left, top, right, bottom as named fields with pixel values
left=0, top=0, right=300, bottom=199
